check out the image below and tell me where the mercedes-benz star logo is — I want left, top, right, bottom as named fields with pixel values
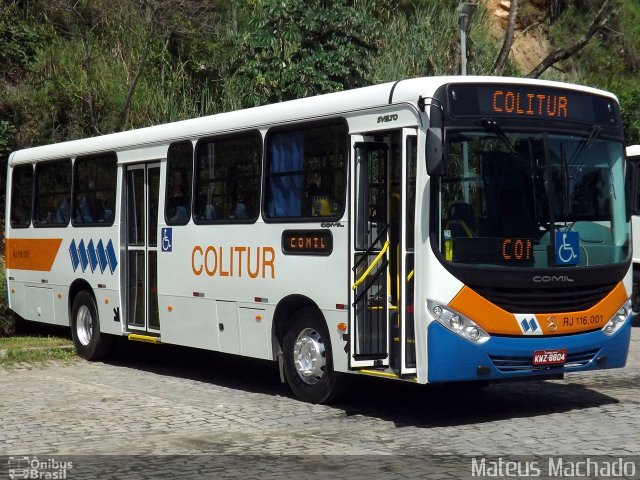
left=547, top=316, right=558, bottom=332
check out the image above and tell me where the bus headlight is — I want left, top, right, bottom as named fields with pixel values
left=602, top=300, right=631, bottom=336
left=427, top=300, right=490, bottom=344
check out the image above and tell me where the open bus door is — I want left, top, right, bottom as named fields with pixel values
left=349, top=130, right=417, bottom=374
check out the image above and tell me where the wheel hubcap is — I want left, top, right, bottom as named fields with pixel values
left=633, top=283, right=640, bottom=315
left=293, top=328, right=326, bottom=385
left=76, top=305, right=93, bottom=346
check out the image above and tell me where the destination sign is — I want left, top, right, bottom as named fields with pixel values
left=282, top=229, right=333, bottom=256
left=452, top=237, right=534, bottom=265
left=447, top=84, right=619, bottom=125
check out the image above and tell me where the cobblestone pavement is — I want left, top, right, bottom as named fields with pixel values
left=1, top=327, right=639, bottom=479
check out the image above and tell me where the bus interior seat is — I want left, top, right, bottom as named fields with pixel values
left=170, top=205, right=188, bottom=223
left=445, top=202, right=476, bottom=237
left=204, top=204, right=218, bottom=220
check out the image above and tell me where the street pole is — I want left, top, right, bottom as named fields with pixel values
left=458, top=2, right=478, bottom=76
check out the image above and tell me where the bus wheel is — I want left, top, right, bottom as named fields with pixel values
left=632, top=271, right=640, bottom=327
left=283, top=308, right=344, bottom=404
left=71, top=291, right=112, bottom=361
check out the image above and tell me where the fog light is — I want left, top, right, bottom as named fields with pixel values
left=467, top=326, right=480, bottom=340
left=427, top=300, right=490, bottom=344
left=602, top=300, right=631, bottom=336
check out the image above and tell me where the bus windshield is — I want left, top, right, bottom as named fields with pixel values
left=437, top=129, right=629, bottom=268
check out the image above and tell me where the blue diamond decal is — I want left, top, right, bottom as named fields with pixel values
left=97, top=240, right=108, bottom=273
left=78, top=239, right=89, bottom=272
left=87, top=240, right=98, bottom=273
left=69, top=239, right=79, bottom=272
left=106, top=240, right=118, bottom=274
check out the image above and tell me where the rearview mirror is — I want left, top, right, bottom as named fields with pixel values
left=426, top=127, right=445, bottom=176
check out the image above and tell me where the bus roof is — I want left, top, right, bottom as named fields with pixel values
left=9, top=76, right=619, bottom=165
left=627, top=145, right=640, bottom=158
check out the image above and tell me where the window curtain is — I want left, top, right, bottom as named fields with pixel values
left=269, top=131, right=305, bottom=217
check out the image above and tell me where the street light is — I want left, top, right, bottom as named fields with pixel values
left=458, top=1, right=478, bottom=75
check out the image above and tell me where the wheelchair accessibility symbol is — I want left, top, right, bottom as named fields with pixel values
left=161, top=227, right=172, bottom=252
left=555, top=231, right=579, bottom=266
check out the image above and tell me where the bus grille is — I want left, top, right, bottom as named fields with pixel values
left=468, top=282, right=616, bottom=314
left=489, top=349, right=599, bottom=373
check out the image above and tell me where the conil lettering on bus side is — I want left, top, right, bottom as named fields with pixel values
left=492, top=90, right=568, bottom=118
left=289, top=235, right=327, bottom=250
left=191, top=245, right=275, bottom=279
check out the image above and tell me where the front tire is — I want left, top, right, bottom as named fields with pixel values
left=632, top=271, right=640, bottom=327
left=283, top=308, right=345, bottom=404
left=71, top=291, right=112, bottom=360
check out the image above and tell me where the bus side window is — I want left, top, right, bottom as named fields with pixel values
left=34, top=159, right=72, bottom=227
left=265, top=121, right=346, bottom=220
left=165, top=141, right=193, bottom=226
left=193, top=132, right=261, bottom=223
left=72, top=153, right=117, bottom=226
left=10, top=164, right=34, bottom=228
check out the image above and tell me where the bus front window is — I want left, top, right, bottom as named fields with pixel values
left=437, top=131, right=629, bottom=268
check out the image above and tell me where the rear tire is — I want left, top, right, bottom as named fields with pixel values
left=71, top=291, right=113, bottom=360
left=283, top=308, right=346, bottom=404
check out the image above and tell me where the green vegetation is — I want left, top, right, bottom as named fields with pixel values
left=231, top=0, right=380, bottom=106
left=0, top=0, right=637, bottom=154
left=0, top=345, right=76, bottom=368
left=0, top=336, right=73, bottom=349
left=0, top=335, right=75, bottom=368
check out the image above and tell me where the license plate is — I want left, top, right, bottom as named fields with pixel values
left=533, top=349, right=567, bottom=366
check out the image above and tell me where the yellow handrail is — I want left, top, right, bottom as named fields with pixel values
left=352, top=240, right=390, bottom=290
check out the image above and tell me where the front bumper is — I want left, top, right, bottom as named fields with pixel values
left=427, top=317, right=632, bottom=383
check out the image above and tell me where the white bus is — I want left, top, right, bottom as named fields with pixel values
left=626, top=144, right=640, bottom=322
left=5, top=76, right=633, bottom=403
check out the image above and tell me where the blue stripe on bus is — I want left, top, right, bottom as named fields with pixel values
left=427, top=318, right=631, bottom=383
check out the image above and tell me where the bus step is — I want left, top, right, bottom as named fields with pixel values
left=128, top=334, right=162, bottom=344
left=359, top=369, right=418, bottom=382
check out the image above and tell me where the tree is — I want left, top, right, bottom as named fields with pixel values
left=527, top=0, right=615, bottom=78
left=232, top=0, right=380, bottom=106
left=492, top=0, right=518, bottom=74
left=620, top=87, right=640, bottom=145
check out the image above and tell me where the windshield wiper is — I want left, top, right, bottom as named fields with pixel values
left=570, top=124, right=603, bottom=176
left=481, top=118, right=533, bottom=177
left=560, top=142, right=571, bottom=215
left=481, top=118, right=515, bottom=153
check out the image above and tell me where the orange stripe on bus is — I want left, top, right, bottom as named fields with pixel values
left=449, top=282, right=629, bottom=336
left=535, top=282, right=628, bottom=335
left=449, top=286, right=521, bottom=335
left=5, top=238, right=63, bottom=272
